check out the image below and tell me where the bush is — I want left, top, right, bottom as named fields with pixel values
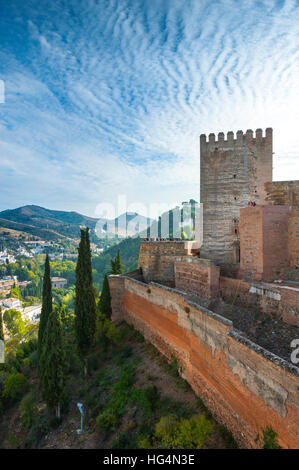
left=19, top=393, right=37, bottom=430
left=96, top=410, right=118, bottom=431
left=154, top=414, right=214, bottom=449
left=24, top=414, right=50, bottom=447
left=137, top=435, right=153, bottom=449
left=112, top=431, right=136, bottom=449
left=28, top=350, right=38, bottom=367
left=2, top=373, right=28, bottom=404
left=216, top=425, right=238, bottom=448
left=262, top=426, right=282, bottom=449
left=131, top=385, right=159, bottom=414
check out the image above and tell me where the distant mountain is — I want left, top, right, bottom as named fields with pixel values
left=0, top=205, right=152, bottom=241
left=96, top=212, right=153, bottom=239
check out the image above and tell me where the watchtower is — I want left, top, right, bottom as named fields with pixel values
left=200, top=128, right=273, bottom=272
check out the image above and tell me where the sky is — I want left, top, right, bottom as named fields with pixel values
left=0, top=0, right=298, bottom=218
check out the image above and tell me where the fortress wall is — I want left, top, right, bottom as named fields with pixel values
left=200, top=128, right=273, bottom=266
left=288, top=210, right=299, bottom=268
left=138, top=241, right=190, bottom=284
left=265, top=181, right=299, bottom=210
left=239, top=206, right=289, bottom=282
left=109, top=275, right=299, bottom=448
left=174, top=256, right=220, bottom=299
left=220, top=276, right=299, bottom=327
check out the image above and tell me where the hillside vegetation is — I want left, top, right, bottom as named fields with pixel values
left=0, top=320, right=238, bottom=449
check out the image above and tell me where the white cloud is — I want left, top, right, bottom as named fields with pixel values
left=0, top=0, right=298, bottom=216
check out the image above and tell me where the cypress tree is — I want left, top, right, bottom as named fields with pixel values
left=40, top=306, right=65, bottom=418
left=110, top=257, right=116, bottom=274
left=0, top=306, right=4, bottom=342
left=111, top=249, right=124, bottom=274
left=38, top=254, right=52, bottom=372
left=74, top=228, right=96, bottom=373
left=99, top=274, right=112, bottom=319
left=116, top=248, right=124, bottom=274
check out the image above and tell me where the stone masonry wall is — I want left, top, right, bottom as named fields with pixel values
left=109, top=275, right=299, bottom=448
left=174, top=257, right=220, bottom=299
left=200, top=128, right=273, bottom=266
left=265, top=180, right=299, bottom=210
left=138, top=241, right=189, bottom=284
left=220, top=276, right=299, bottom=327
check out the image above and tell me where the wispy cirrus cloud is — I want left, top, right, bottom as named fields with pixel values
left=0, top=0, right=298, bottom=215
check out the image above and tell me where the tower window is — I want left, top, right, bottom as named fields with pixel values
left=233, top=174, right=236, bottom=178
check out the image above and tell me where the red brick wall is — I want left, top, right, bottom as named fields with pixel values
left=239, top=207, right=263, bottom=279
left=288, top=211, right=299, bottom=267
left=110, top=276, right=299, bottom=448
left=174, top=257, right=220, bottom=299
left=262, top=206, right=289, bottom=280
left=240, top=206, right=289, bottom=281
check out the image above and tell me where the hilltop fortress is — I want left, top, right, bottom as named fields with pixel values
left=109, top=128, right=299, bottom=448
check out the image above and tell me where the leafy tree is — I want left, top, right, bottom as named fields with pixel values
left=39, top=306, right=66, bottom=418
left=74, top=228, right=96, bottom=373
left=3, top=309, right=26, bottom=336
left=0, top=306, right=4, bottom=341
left=2, top=373, right=28, bottom=404
left=99, top=274, right=112, bottom=319
left=37, top=255, right=52, bottom=372
left=111, top=249, right=124, bottom=274
left=10, top=285, right=22, bottom=300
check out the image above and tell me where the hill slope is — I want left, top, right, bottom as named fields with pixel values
left=0, top=206, right=152, bottom=241
left=0, top=205, right=99, bottom=240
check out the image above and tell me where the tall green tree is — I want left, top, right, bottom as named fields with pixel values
left=40, top=306, right=65, bottom=418
left=0, top=306, right=4, bottom=342
left=38, top=255, right=52, bottom=373
left=74, top=228, right=96, bottom=373
left=110, top=248, right=124, bottom=274
left=99, top=274, right=112, bottom=319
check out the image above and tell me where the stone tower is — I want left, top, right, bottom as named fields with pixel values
left=200, top=128, right=273, bottom=271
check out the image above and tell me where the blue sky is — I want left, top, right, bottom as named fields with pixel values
left=0, top=0, right=298, bottom=217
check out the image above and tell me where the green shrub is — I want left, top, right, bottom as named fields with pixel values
left=7, top=433, right=18, bottom=448
left=131, top=385, right=159, bottom=414
left=216, top=425, right=238, bottom=448
left=19, top=393, right=37, bottom=430
left=262, top=426, right=282, bottom=449
left=28, top=350, right=38, bottom=366
left=2, top=372, right=28, bottom=404
left=24, top=414, right=50, bottom=447
left=154, top=414, right=214, bottom=449
left=196, top=397, right=207, bottom=412
left=50, top=415, right=62, bottom=429
left=112, top=431, right=136, bottom=449
left=96, top=410, right=118, bottom=431
left=137, top=435, right=153, bottom=449
left=87, top=352, right=100, bottom=373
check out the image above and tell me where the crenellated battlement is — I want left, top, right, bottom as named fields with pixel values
left=200, top=128, right=272, bottom=145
